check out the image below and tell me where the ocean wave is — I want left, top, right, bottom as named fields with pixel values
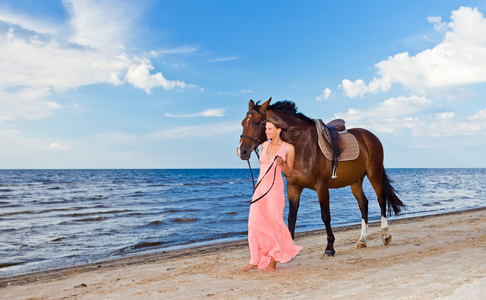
left=72, top=216, right=107, bottom=222
left=150, top=183, right=184, bottom=187
left=150, top=182, right=221, bottom=187
left=62, top=209, right=131, bottom=218
left=172, top=217, right=197, bottom=223
left=114, top=241, right=165, bottom=254
left=0, top=262, right=24, bottom=269
left=48, top=186, right=62, bottom=190
left=147, top=220, right=164, bottom=226
left=0, top=206, right=103, bottom=217
left=223, top=194, right=251, bottom=200
left=163, top=209, right=199, bottom=214
left=128, top=192, right=145, bottom=197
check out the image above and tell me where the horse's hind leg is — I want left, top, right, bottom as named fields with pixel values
left=380, top=215, right=391, bottom=246
left=368, top=169, right=392, bottom=246
left=350, top=178, right=369, bottom=248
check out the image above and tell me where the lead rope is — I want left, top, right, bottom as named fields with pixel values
left=246, top=148, right=260, bottom=190
left=250, top=156, right=278, bottom=205
left=247, top=160, right=256, bottom=190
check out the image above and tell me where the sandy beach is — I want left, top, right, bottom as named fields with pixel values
left=1, top=207, right=485, bottom=299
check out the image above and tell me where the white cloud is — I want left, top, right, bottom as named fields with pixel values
left=0, top=87, right=63, bottom=121
left=150, top=126, right=198, bottom=138
left=125, top=57, right=188, bottom=93
left=0, top=0, right=191, bottom=121
left=150, top=46, right=199, bottom=56
left=63, top=0, right=138, bottom=50
left=0, top=8, right=57, bottom=35
left=241, top=90, right=253, bottom=94
left=0, top=129, right=73, bottom=168
left=340, top=7, right=486, bottom=98
left=336, top=95, right=440, bottom=121
left=149, top=121, right=240, bottom=139
left=341, top=77, right=392, bottom=98
left=427, top=16, right=448, bottom=32
left=469, top=108, right=486, bottom=121
left=209, top=56, right=239, bottom=62
left=420, top=108, right=486, bottom=136
left=334, top=95, right=486, bottom=137
left=46, top=142, right=72, bottom=151
left=436, top=112, right=456, bottom=119
left=333, top=95, right=441, bottom=134
left=316, top=87, right=332, bottom=101
left=165, top=108, right=226, bottom=118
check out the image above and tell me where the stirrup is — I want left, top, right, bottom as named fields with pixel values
left=331, top=162, right=338, bottom=179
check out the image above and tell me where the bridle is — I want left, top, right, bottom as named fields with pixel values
left=240, top=110, right=267, bottom=161
left=239, top=109, right=267, bottom=191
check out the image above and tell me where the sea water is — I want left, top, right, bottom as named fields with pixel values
left=0, top=168, right=485, bottom=277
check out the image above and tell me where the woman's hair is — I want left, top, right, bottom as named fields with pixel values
left=267, top=116, right=299, bottom=144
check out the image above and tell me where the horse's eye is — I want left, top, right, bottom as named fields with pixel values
left=254, top=121, right=260, bottom=126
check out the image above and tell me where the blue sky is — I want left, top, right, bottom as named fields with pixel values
left=1, top=0, right=486, bottom=169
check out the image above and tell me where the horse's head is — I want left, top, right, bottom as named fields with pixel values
left=237, top=98, right=271, bottom=160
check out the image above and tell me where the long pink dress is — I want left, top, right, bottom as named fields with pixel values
left=247, top=142, right=302, bottom=269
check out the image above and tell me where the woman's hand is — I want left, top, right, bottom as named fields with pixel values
left=275, top=155, right=293, bottom=176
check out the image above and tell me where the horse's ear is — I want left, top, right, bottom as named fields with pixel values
left=261, top=98, right=272, bottom=112
left=248, top=99, right=255, bottom=110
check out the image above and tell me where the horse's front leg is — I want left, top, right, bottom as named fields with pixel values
left=317, top=182, right=335, bottom=256
left=287, top=184, right=303, bottom=239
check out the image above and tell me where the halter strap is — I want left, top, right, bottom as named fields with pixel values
left=241, top=109, right=266, bottom=188
left=240, top=110, right=266, bottom=159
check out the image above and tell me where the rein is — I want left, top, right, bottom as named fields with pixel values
left=250, top=156, right=278, bottom=205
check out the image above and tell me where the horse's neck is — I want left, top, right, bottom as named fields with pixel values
left=296, top=124, right=317, bottom=149
left=269, top=111, right=312, bottom=128
left=272, top=112, right=316, bottom=152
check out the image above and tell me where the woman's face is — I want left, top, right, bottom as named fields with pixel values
left=265, top=122, right=281, bottom=140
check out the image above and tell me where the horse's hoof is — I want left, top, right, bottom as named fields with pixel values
left=383, top=235, right=392, bottom=246
left=324, top=250, right=335, bottom=257
left=356, top=241, right=367, bottom=248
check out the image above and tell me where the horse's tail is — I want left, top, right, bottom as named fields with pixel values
left=382, top=168, right=405, bottom=216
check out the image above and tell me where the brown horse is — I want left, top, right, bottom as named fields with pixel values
left=238, top=98, right=404, bottom=256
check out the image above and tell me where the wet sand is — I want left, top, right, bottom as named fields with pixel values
left=1, top=208, right=486, bottom=299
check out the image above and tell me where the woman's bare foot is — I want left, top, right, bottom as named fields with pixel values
left=264, top=257, right=277, bottom=272
left=240, top=263, right=257, bottom=271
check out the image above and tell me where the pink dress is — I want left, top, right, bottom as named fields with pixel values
left=247, top=142, right=302, bottom=269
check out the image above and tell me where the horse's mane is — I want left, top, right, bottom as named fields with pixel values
left=253, top=100, right=314, bottom=124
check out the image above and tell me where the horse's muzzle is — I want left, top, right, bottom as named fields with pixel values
left=237, top=144, right=251, bottom=160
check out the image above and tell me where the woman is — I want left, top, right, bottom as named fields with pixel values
left=240, top=117, right=302, bottom=272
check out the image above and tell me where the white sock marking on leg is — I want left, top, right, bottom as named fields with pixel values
left=381, top=216, right=389, bottom=230
left=360, top=219, right=368, bottom=241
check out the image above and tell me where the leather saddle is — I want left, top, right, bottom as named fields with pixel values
left=316, top=119, right=347, bottom=178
